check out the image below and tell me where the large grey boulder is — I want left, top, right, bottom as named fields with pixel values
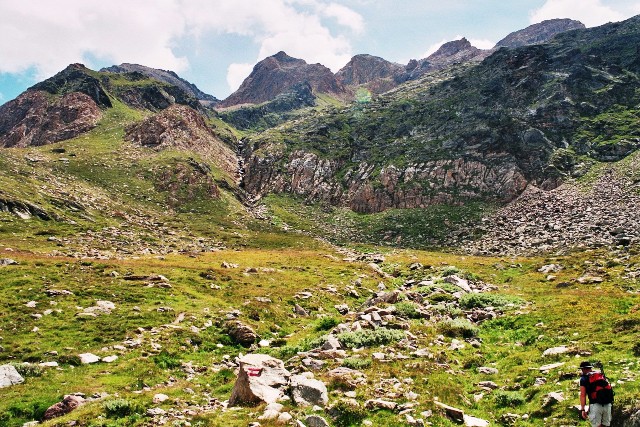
left=305, top=415, right=331, bottom=427
left=0, top=364, right=24, bottom=388
left=229, top=354, right=291, bottom=406
left=290, top=374, right=328, bottom=407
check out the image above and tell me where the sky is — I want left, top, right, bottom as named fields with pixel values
left=1, top=0, right=639, bottom=103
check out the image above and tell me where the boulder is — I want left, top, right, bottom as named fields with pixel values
left=290, top=374, right=328, bottom=407
left=444, top=275, right=472, bottom=293
left=464, top=414, right=490, bottom=427
left=305, top=415, right=331, bottom=427
left=0, top=258, right=18, bottom=266
left=43, top=395, right=85, bottom=420
left=0, top=364, right=24, bottom=388
left=365, top=399, right=398, bottom=411
left=78, top=353, right=100, bottom=364
left=225, top=320, right=258, bottom=347
left=542, top=345, right=569, bottom=356
left=228, top=354, right=291, bottom=406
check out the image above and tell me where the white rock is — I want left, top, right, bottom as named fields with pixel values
left=542, top=346, right=569, bottom=356
left=78, top=353, right=100, bottom=364
left=278, top=412, right=293, bottom=423
left=26, top=301, right=37, bottom=308
left=39, top=361, right=59, bottom=367
left=153, top=393, right=169, bottom=403
left=0, top=365, right=24, bottom=388
left=102, top=355, right=118, bottom=363
left=464, top=414, right=490, bottom=427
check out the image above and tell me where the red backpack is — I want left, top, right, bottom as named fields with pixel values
left=586, top=371, right=614, bottom=404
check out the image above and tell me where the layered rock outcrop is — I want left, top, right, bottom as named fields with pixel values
left=125, top=104, right=237, bottom=177
left=243, top=150, right=527, bottom=213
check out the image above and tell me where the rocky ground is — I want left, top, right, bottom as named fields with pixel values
left=461, top=165, right=640, bottom=256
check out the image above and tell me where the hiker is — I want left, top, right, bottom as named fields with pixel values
left=579, top=361, right=613, bottom=427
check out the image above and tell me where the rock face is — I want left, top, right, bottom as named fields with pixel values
left=0, top=90, right=102, bottom=148
left=336, top=54, right=403, bottom=94
left=125, top=104, right=237, bottom=176
left=219, top=51, right=345, bottom=107
left=101, top=63, right=219, bottom=105
left=228, top=354, right=291, bottom=406
left=0, top=364, right=24, bottom=388
left=243, top=150, right=528, bottom=213
left=495, top=18, right=585, bottom=48
left=43, top=395, right=85, bottom=420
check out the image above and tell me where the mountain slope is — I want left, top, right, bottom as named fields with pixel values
left=241, top=16, right=640, bottom=216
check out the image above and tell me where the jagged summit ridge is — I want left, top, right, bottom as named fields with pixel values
left=101, top=63, right=219, bottom=105
left=494, top=18, right=585, bottom=48
left=219, top=51, right=344, bottom=108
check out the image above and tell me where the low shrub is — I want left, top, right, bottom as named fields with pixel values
left=437, top=318, right=479, bottom=338
left=426, top=293, right=455, bottom=303
left=153, top=351, right=181, bottom=369
left=441, top=266, right=461, bottom=276
left=337, top=328, right=405, bottom=349
left=11, top=362, right=44, bottom=378
left=494, top=390, right=526, bottom=408
left=315, top=316, right=340, bottom=331
left=328, top=399, right=368, bottom=427
left=459, top=293, right=525, bottom=309
left=104, top=398, right=136, bottom=418
left=394, top=301, right=422, bottom=319
left=342, top=357, right=372, bottom=370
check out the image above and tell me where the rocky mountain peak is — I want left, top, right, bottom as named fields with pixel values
left=336, top=54, right=403, bottom=90
left=400, top=38, right=486, bottom=81
left=101, top=63, right=219, bottom=105
left=494, top=18, right=585, bottom=48
left=219, top=51, right=344, bottom=108
left=30, top=63, right=112, bottom=109
left=428, top=37, right=475, bottom=59
left=271, top=51, right=300, bottom=63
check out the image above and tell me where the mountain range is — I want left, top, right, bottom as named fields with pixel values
left=2, top=14, right=640, bottom=427
left=1, top=16, right=639, bottom=252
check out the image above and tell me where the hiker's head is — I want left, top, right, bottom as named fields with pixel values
left=579, top=361, right=593, bottom=373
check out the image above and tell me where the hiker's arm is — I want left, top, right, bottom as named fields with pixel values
left=580, top=385, right=588, bottom=419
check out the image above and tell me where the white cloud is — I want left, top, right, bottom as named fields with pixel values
left=322, top=3, right=365, bottom=33
left=0, top=0, right=361, bottom=91
left=469, top=38, right=496, bottom=50
left=0, top=0, right=188, bottom=79
left=226, top=63, right=254, bottom=92
left=530, top=0, right=627, bottom=27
